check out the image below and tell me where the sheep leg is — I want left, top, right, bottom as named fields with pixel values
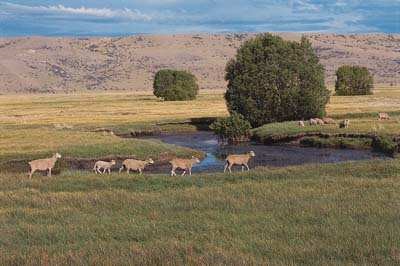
left=228, top=164, right=232, bottom=173
left=171, top=167, right=176, bottom=176
left=245, top=163, right=250, bottom=171
left=48, top=168, right=52, bottom=177
left=29, top=168, right=35, bottom=179
left=241, top=165, right=244, bottom=172
left=224, top=162, right=229, bottom=173
left=181, top=170, right=186, bottom=176
left=189, top=168, right=192, bottom=176
left=119, top=166, right=124, bottom=173
left=139, top=168, right=142, bottom=175
left=108, top=168, right=111, bottom=174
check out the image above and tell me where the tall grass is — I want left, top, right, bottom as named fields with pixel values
left=0, top=159, right=400, bottom=264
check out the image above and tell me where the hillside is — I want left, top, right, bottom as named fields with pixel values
left=0, top=33, right=399, bottom=93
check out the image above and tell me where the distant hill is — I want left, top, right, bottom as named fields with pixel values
left=0, top=33, right=399, bottom=93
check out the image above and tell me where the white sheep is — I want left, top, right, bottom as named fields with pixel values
left=378, top=112, right=390, bottom=120
left=28, top=153, right=62, bottom=179
left=315, top=118, right=325, bottom=125
left=170, top=156, right=201, bottom=176
left=298, top=121, right=305, bottom=127
left=119, top=158, right=154, bottom=174
left=309, top=118, right=318, bottom=126
left=323, top=117, right=336, bottom=124
left=224, top=151, right=256, bottom=173
left=339, top=119, right=350, bottom=128
left=93, top=160, right=116, bottom=174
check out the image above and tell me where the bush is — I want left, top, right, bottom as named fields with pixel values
left=335, top=65, right=374, bottom=96
left=153, top=69, right=199, bottom=101
left=225, top=33, right=330, bottom=127
left=210, top=113, right=252, bottom=144
left=372, top=135, right=398, bottom=157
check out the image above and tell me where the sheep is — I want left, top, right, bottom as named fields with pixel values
left=224, top=151, right=256, bottom=173
left=309, top=118, right=318, bottom=126
left=315, top=118, right=325, bottom=125
left=323, top=117, right=336, bottom=124
left=119, top=158, right=154, bottom=174
left=93, top=160, right=116, bottom=174
left=170, top=156, right=201, bottom=176
left=298, top=120, right=305, bottom=127
left=28, top=153, right=62, bottom=179
left=378, top=112, right=390, bottom=120
left=339, top=119, right=350, bottom=128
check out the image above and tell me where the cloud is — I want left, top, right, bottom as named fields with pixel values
left=0, top=2, right=152, bottom=22
left=0, top=0, right=398, bottom=36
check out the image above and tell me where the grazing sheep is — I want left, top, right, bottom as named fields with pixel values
left=224, top=151, right=256, bottom=173
left=298, top=120, right=305, bottom=127
left=339, top=119, right=350, bottom=128
left=378, top=112, right=390, bottom=120
left=323, top=117, right=336, bottom=124
left=93, top=160, right=116, bottom=174
left=309, top=118, right=318, bottom=126
left=170, top=156, right=201, bottom=176
left=28, top=153, right=62, bottom=179
left=315, top=118, right=325, bottom=125
left=119, top=158, right=154, bottom=174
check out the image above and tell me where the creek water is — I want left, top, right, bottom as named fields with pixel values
left=144, top=131, right=386, bottom=173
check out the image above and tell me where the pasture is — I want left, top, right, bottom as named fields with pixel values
left=1, top=87, right=400, bottom=264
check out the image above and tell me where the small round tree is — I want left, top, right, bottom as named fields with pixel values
left=225, top=33, right=330, bottom=127
left=153, top=69, right=199, bottom=101
left=335, top=65, right=374, bottom=96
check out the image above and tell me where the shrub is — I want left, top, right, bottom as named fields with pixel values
left=225, top=33, right=330, bottom=127
left=372, top=135, right=398, bottom=157
left=335, top=65, right=374, bottom=96
left=210, top=113, right=252, bottom=144
left=153, top=69, right=199, bottom=101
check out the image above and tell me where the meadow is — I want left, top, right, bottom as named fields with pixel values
left=1, top=87, right=400, bottom=264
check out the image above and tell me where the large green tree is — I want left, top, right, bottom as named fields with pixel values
left=153, top=69, right=199, bottom=101
left=225, top=33, right=330, bottom=127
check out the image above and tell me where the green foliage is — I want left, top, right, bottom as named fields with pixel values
left=225, top=33, right=330, bottom=127
left=372, top=135, right=398, bottom=157
left=335, top=65, right=374, bottom=96
left=210, top=113, right=252, bottom=143
left=300, top=137, right=372, bottom=150
left=153, top=69, right=199, bottom=101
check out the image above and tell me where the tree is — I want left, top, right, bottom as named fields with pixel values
left=335, top=65, right=374, bottom=96
left=225, top=33, right=330, bottom=127
left=153, top=69, right=199, bottom=101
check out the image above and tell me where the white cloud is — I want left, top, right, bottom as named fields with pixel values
left=1, top=2, right=152, bottom=21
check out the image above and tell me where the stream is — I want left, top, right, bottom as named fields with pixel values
left=144, top=131, right=386, bottom=173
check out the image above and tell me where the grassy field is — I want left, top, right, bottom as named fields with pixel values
left=1, top=87, right=400, bottom=264
left=1, top=160, right=400, bottom=264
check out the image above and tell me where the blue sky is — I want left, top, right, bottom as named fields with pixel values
left=0, top=0, right=399, bottom=36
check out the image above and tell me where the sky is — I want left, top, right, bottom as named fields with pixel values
left=0, top=0, right=399, bottom=36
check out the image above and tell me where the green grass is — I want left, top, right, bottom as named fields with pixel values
left=300, top=136, right=373, bottom=150
left=1, top=159, right=400, bottom=264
